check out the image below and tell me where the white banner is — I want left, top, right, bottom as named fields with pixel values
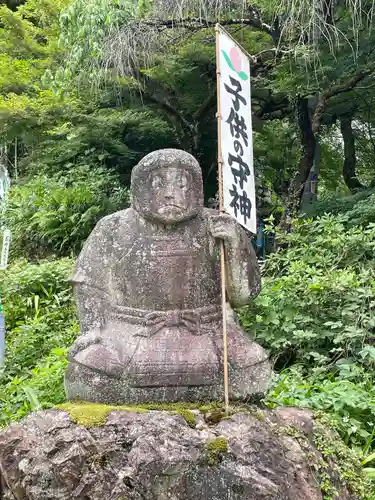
left=0, top=229, right=11, bottom=270
left=0, top=166, right=10, bottom=203
left=217, top=27, right=256, bottom=234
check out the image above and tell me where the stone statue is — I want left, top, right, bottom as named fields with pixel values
left=65, top=149, right=271, bottom=404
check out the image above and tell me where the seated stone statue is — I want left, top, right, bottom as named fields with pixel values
left=65, top=149, right=271, bottom=404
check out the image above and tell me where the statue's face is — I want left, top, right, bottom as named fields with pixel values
left=147, top=167, right=198, bottom=224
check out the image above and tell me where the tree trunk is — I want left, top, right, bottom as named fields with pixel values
left=281, top=98, right=316, bottom=228
left=340, top=115, right=364, bottom=192
left=300, top=140, right=320, bottom=213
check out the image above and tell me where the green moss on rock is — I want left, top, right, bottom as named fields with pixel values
left=204, top=408, right=228, bottom=425
left=56, top=401, right=222, bottom=429
left=248, top=408, right=266, bottom=422
left=204, top=437, right=229, bottom=466
left=169, top=409, right=197, bottom=428
left=313, top=420, right=374, bottom=500
left=56, top=402, right=147, bottom=427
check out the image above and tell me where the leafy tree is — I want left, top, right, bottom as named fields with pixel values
left=55, top=0, right=375, bottom=216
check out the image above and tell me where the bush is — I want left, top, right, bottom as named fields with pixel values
left=239, top=214, right=375, bottom=450
left=304, top=188, right=375, bottom=227
left=4, top=165, right=129, bottom=260
left=241, top=215, right=375, bottom=366
left=346, top=193, right=375, bottom=228
left=0, top=258, right=78, bottom=425
left=267, top=367, right=375, bottom=451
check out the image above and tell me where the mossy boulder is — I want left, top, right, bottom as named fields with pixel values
left=0, top=405, right=372, bottom=500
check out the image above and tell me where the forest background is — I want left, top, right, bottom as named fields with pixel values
left=1, top=0, right=375, bottom=495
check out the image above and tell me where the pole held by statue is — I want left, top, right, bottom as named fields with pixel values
left=216, top=24, right=257, bottom=413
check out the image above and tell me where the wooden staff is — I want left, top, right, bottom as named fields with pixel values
left=215, top=23, right=230, bottom=415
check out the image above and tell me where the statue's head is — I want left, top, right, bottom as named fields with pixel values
left=131, top=149, right=204, bottom=225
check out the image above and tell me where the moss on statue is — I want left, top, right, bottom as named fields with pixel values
left=204, top=437, right=229, bottom=466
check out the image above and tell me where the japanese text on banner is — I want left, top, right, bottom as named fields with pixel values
left=218, top=28, right=256, bottom=234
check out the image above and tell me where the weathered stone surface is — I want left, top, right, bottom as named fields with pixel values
left=0, top=407, right=358, bottom=500
left=65, top=149, right=271, bottom=404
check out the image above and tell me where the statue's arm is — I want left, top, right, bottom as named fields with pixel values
left=205, top=209, right=261, bottom=308
left=223, top=221, right=261, bottom=308
left=73, top=282, right=110, bottom=337
left=71, top=213, right=119, bottom=336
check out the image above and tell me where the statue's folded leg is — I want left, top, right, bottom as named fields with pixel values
left=212, top=323, right=272, bottom=400
left=67, top=329, right=125, bottom=378
left=65, top=319, right=271, bottom=405
left=64, top=361, right=130, bottom=404
left=228, top=358, right=272, bottom=401
left=65, top=323, right=141, bottom=404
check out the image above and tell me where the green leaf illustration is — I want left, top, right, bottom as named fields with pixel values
left=238, top=71, right=248, bottom=81
left=221, top=50, right=235, bottom=71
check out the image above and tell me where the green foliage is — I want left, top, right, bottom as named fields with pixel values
left=241, top=215, right=375, bottom=366
left=0, top=0, right=70, bottom=140
left=267, top=368, right=375, bottom=451
left=25, top=107, right=177, bottom=179
left=4, top=166, right=129, bottom=260
left=58, top=0, right=135, bottom=83
left=238, top=214, right=375, bottom=451
left=312, top=418, right=375, bottom=500
left=344, top=193, right=375, bottom=228
left=0, top=258, right=78, bottom=426
left=305, top=188, right=375, bottom=223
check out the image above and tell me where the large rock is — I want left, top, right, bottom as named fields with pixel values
left=0, top=404, right=365, bottom=500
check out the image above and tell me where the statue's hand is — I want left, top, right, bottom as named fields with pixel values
left=68, top=331, right=101, bottom=361
left=209, top=212, right=238, bottom=243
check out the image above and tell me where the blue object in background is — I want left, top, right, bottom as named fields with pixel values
left=0, top=304, right=5, bottom=367
left=256, top=221, right=264, bottom=249
left=255, top=221, right=266, bottom=258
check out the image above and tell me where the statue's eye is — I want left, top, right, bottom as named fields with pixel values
left=178, top=177, right=188, bottom=188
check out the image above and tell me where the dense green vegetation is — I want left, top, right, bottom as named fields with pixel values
left=1, top=0, right=375, bottom=494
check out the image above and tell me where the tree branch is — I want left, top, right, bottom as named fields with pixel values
left=143, top=16, right=275, bottom=39
left=312, top=64, right=375, bottom=135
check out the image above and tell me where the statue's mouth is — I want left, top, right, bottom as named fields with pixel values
left=159, top=204, right=183, bottom=211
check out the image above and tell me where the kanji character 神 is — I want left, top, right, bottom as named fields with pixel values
left=229, top=184, right=252, bottom=224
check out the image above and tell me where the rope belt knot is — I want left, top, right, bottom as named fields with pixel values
left=110, top=304, right=221, bottom=338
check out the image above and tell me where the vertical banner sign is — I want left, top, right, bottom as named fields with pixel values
left=217, top=26, right=256, bottom=234
left=0, top=165, right=10, bottom=270
left=0, top=229, right=11, bottom=270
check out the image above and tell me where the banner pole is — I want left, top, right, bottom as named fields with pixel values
left=215, top=23, right=230, bottom=415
